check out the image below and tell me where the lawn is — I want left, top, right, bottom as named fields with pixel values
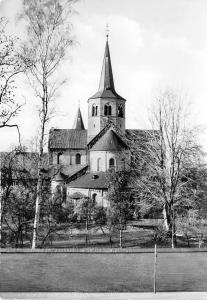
left=1, top=251, right=207, bottom=292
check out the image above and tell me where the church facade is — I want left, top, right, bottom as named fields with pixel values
left=48, top=37, right=140, bottom=206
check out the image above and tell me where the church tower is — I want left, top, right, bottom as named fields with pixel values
left=73, top=107, right=85, bottom=130
left=87, top=36, right=126, bottom=141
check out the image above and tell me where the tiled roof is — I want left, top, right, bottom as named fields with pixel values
left=61, top=164, right=88, bottom=177
left=50, top=164, right=88, bottom=179
left=90, top=129, right=128, bottom=151
left=49, top=129, right=87, bottom=149
left=90, top=89, right=125, bottom=100
left=68, top=172, right=108, bottom=189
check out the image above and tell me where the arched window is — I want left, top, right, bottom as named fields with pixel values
left=104, top=104, right=112, bottom=116
left=92, top=105, right=98, bottom=116
left=104, top=105, right=108, bottom=116
left=57, top=152, right=62, bottom=165
left=118, top=106, right=124, bottom=117
left=108, top=105, right=112, bottom=115
left=109, top=158, right=115, bottom=169
left=92, top=193, right=97, bottom=204
left=92, top=105, right=95, bottom=116
left=76, top=153, right=81, bottom=165
left=97, top=158, right=101, bottom=171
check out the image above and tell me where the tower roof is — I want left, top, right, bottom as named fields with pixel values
left=73, top=107, right=85, bottom=130
left=99, top=39, right=115, bottom=92
left=90, top=39, right=125, bottom=101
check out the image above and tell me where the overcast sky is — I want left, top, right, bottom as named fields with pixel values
left=1, top=0, right=207, bottom=152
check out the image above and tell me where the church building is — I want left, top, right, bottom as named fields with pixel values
left=48, top=36, right=141, bottom=206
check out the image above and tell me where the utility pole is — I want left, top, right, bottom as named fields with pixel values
left=154, top=243, right=157, bottom=293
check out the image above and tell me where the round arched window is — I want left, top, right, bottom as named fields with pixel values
left=92, top=193, right=97, bottom=204
left=118, top=106, right=124, bottom=117
left=97, top=158, right=101, bottom=171
left=104, top=104, right=112, bottom=116
left=109, top=158, right=115, bottom=168
left=92, top=104, right=98, bottom=116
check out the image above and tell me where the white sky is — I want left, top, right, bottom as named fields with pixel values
left=1, top=0, right=207, bottom=152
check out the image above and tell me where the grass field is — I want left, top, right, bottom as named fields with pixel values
left=1, top=251, right=207, bottom=292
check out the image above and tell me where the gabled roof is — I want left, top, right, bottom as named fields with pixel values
left=73, top=107, right=85, bottom=130
left=68, top=172, right=108, bottom=189
left=89, top=39, right=125, bottom=101
left=49, top=129, right=87, bottom=149
left=90, top=129, right=128, bottom=151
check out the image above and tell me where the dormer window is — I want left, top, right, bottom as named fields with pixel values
left=104, top=104, right=112, bottom=116
left=92, top=104, right=98, bottom=116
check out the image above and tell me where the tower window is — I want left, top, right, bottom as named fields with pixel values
left=109, top=158, right=115, bottom=169
left=108, top=105, right=112, bottom=115
left=104, top=104, right=112, bottom=116
left=92, top=104, right=98, bottom=116
left=104, top=105, right=108, bottom=116
left=76, top=153, right=81, bottom=165
left=118, top=106, right=124, bottom=117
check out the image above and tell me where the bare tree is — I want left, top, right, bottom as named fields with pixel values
left=0, top=17, right=28, bottom=135
left=21, top=0, right=75, bottom=248
left=134, top=90, right=202, bottom=248
left=0, top=17, right=30, bottom=244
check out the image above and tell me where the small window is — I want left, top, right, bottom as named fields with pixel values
left=92, top=104, right=98, bottom=116
left=118, top=106, right=124, bottom=117
left=57, top=152, right=62, bottom=165
left=108, top=105, right=112, bottom=115
left=104, top=105, right=108, bottom=116
left=92, top=105, right=95, bottom=116
left=92, top=193, right=97, bottom=204
left=109, top=158, right=115, bottom=168
left=97, top=157, right=101, bottom=171
left=76, top=153, right=81, bottom=165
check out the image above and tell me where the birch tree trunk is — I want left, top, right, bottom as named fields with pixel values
left=21, top=0, right=75, bottom=249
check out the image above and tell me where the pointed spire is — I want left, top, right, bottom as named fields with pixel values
left=98, top=37, right=115, bottom=92
left=73, top=107, right=85, bottom=130
left=90, top=34, right=125, bottom=101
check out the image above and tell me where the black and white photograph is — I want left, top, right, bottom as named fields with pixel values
left=1, top=0, right=207, bottom=299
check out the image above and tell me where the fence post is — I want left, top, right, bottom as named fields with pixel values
left=154, top=243, right=157, bottom=294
